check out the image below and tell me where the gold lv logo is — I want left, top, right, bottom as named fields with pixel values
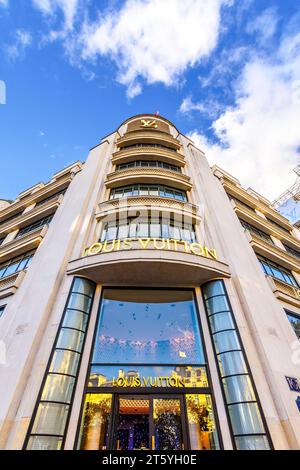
left=140, top=119, right=158, bottom=128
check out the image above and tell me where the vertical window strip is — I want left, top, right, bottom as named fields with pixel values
left=24, top=277, right=96, bottom=450
left=202, top=280, right=272, bottom=450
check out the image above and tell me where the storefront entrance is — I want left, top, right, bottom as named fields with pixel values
left=77, top=288, right=221, bottom=450
left=113, top=394, right=185, bottom=450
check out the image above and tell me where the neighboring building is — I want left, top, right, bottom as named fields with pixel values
left=0, top=114, right=300, bottom=451
left=273, top=166, right=300, bottom=228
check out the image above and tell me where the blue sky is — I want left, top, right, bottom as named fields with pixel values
left=0, top=0, right=299, bottom=201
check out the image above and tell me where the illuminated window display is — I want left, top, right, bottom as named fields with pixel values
left=78, top=289, right=220, bottom=450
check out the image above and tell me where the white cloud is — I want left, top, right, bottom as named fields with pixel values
left=188, top=31, right=300, bottom=200
left=5, top=30, right=32, bottom=60
left=247, top=7, right=278, bottom=42
left=32, top=0, right=79, bottom=31
left=77, top=0, right=233, bottom=97
left=0, top=0, right=8, bottom=7
left=180, top=96, right=206, bottom=114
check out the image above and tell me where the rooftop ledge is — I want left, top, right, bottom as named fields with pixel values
left=67, top=238, right=230, bottom=287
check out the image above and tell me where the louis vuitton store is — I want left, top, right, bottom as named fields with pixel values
left=4, top=114, right=299, bottom=451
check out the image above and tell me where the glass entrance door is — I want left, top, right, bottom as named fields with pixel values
left=115, top=396, right=150, bottom=450
left=113, top=395, right=186, bottom=450
left=153, top=397, right=184, bottom=450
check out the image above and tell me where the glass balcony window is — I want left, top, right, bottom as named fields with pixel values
left=0, top=250, right=35, bottom=279
left=109, top=184, right=187, bottom=202
left=100, top=216, right=196, bottom=243
left=16, top=214, right=54, bottom=239
left=122, top=143, right=177, bottom=153
left=116, top=160, right=181, bottom=172
left=258, top=255, right=298, bottom=287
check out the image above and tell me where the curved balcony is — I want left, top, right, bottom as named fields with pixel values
left=105, top=167, right=192, bottom=191
left=95, top=196, right=201, bottom=224
left=67, top=239, right=230, bottom=287
left=112, top=146, right=185, bottom=167
left=116, top=130, right=181, bottom=150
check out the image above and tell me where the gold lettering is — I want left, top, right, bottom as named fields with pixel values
left=169, top=377, right=177, bottom=387
left=135, top=377, right=141, bottom=387
left=153, top=238, right=165, bottom=250
left=165, top=238, right=172, bottom=250
left=141, top=119, right=158, bottom=128
left=190, top=243, right=204, bottom=256
left=103, top=240, right=116, bottom=253
left=143, top=377, right=150, bottom=386
left=150, top=377, right=157, bottom=387
left=138, top=238, right=151, bottom=249
left=117, top=377, right=125, bottom=387
left=123, top=238, right=132, bottom=249
left=177, top=377, right=185, bottom=387
left=84, top=238, right=218, bottom=261
left=204, top=247, right=218, bottom=260
left=88, top=242, right=103, bottom=255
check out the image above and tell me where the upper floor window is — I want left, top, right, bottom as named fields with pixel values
left=16, top=214, right=54, bottom=239
left=258, top=255, right=298, bottom=287
left=122, top=143, right=177, bottom=153
left=109, top=184, right=187, bottom=201
left=0, top=250, right=35, bottom=279
left=283, top=244, right=300, bottom=260
left=285, top=310, right=300, bottom=340
left=265, top=217, right=291, bottom=234
left=100, top=215, right=196, bottom=243
left=240, top=219, right=273, bottom=244
left=0, top=305, right=5, bottom=318
left=116, top=160, right=181, bottom=173
left=35, top=189, right=66, bottom=207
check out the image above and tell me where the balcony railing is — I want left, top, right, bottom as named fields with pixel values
left=105, top=167, right=192, bottom=191
left=0, top=270, right=26, bottom=299
left=96, top=196, right=201, bottom=223
left=267, top=275, right=300, bottom=306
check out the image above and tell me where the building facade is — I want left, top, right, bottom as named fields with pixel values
left=0, top=114, right=300, bottom=451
